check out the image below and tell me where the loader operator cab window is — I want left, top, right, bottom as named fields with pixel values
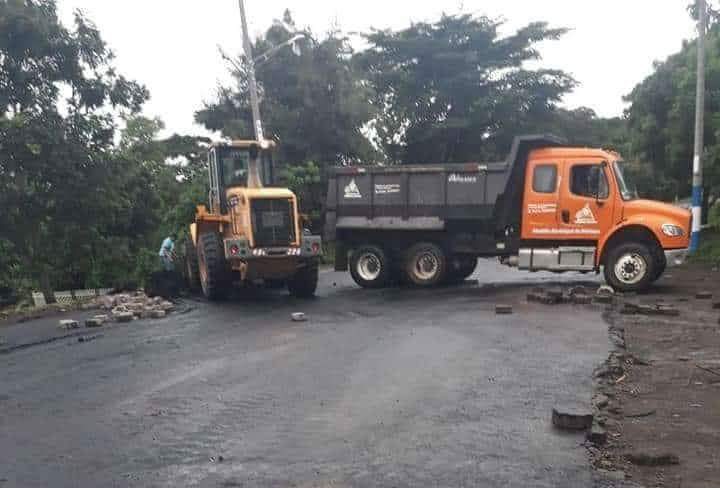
left=571, top=164, right=609, bottom=199
left=221, top=149, right=250, bottom=188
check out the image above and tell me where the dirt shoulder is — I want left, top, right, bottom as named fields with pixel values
left=592, top=263, right=720, bottom=487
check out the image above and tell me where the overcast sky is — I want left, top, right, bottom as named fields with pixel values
left=58, top=1, right=699, bottom=138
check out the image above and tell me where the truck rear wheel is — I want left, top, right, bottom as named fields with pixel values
left=288, top=264, right=319, bottom=298
left=198, top=232, right=228, bottom=300
left=604, top=242, right=656, bottom=292
left=349, top=245, right=390, bottom=288
left=185, top=240, right=201, bottom=292
left=404, top=242, right=447, bottom=287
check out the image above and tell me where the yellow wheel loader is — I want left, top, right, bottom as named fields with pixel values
left=186, top=140, right=322, bottom=300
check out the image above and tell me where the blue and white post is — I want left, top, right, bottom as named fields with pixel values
left=691, top=0, right=706, bottom=253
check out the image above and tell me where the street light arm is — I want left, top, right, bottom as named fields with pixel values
left=253, top=34, right=306, bottom=66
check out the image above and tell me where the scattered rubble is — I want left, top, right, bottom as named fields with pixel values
left=695, top=291, right=713, bottom=300
left=527, top=285, right=613, bottom=306
left=495, top=304, right=513, bottom=314
left=100, top=291, right=176, bottom=323
left=291, top=312, right=307, bottom=322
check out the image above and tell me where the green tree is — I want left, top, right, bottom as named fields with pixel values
left=0, top=0, right=148, bottom=294
left=358, top=14, right=576, bottom=163
left=623, top=22, right=720, bottom=206
left=196, top=10, right=377, bottom=171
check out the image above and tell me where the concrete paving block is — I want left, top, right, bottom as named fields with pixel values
left=551, top=406, right=593, bottom=430
left=696, top=291, right=713, bottom=300
left=113, top=311, right=134, bottom=323
left=93, top=315, right=109, bottom=324
left=593, top=294, right=613, bottom=304
left=495, top=305, right=513, bottom=315
left=572, top=294, right=592, bottom=305
left=586, top=421, right=607, bottom=445
left=85, top=318, right=103, bottom=328
left=58, top=319, right=80, bottom=330
left=625, top=451, right=680, bottom=466
left=291, top=312, right=307, bottom=322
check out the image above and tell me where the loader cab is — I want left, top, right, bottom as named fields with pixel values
left=208, top=141, right=276, bottom=214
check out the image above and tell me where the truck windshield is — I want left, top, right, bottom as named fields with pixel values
left=613, top=161, right=639, bottom=201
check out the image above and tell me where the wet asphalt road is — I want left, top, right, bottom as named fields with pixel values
left=1, top=261, right=609, bottom=487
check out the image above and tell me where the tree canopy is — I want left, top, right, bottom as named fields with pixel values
left=359, top=14, right=576, bottom=162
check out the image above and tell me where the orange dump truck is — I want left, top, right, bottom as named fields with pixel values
left=325, top=135, right=691, bottom=292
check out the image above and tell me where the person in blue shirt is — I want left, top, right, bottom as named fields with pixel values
left=158, top=234, right=177, bottom=272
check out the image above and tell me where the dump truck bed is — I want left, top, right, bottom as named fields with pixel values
left=325, top=135, right=566, bottom=242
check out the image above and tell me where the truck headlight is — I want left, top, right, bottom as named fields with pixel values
left=662, top=224, right=684, bottom=237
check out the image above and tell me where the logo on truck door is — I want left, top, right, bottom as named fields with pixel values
left=344, top=179, right=362, bottom=199
left=574, top=203, right=598, bottom=225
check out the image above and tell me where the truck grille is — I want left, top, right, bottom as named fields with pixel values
left=250, top=198, right=295, bottom=247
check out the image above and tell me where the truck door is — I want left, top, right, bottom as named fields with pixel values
left=557, top=161, right=615, bottom=240
left=521, top=160, right=561, bottom=239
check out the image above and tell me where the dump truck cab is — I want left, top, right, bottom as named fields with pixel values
left=187, top=140, right=322, bottom=300
left=516, top=146, right=691, bottom=289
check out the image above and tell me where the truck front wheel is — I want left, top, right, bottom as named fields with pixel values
left=198, top=232, right=228, bottom=300
left=350, top=245, right=390, bottom=288
left=604, top=242, right=656, bottom=292
left=404, top=242, right=447, bottom=287
left=288, top=264, right=319, bottom=298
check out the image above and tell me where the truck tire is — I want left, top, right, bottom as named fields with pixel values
left=604, top=242, right=656, bottom=292
left=649, top=249, right=667, bottom=283
left=185, top=240, right=201, bottom=292
left=288, top=264, right=319, bottom=298
left=404, top=242, right=447, bottom=287
left=198, top=232, right=228, bottom=300
left=446, top=256, right=477, bottom=284
left=349, top=245, right=391, bottom=289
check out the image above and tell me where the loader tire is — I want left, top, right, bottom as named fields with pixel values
left=198, top=232, right=228, bottom=300
left=185, top=240, right=201, bottom=292
left=288, top=263, right=319, bottom=298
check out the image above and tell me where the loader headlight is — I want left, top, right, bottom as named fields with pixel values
left=662, top=224, right=684, bottom=237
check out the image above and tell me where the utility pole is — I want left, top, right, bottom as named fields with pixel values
left=691, top=0, right=706, bottom=252
left=238, top=0, right=264, bottom=188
